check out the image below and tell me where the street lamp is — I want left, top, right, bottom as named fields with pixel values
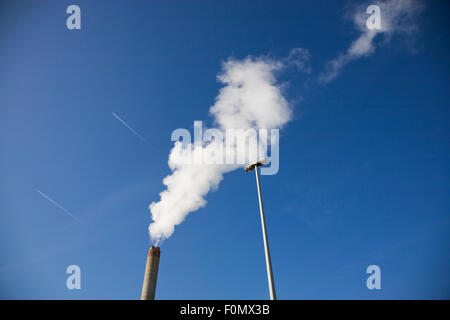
left=245, top=158, right=277, bottom=300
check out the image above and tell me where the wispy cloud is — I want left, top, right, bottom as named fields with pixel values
left=284, top=48, right=312, bottom=73
left=37, top=190, right=80, bottom=222
left=112, top=112, right=146, bottom=141
left=319, top=0, right=423, bottom=83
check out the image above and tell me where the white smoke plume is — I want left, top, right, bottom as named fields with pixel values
left=319, top=0, right=423, bottom=83
left=148, top=51, right=308, bottom=244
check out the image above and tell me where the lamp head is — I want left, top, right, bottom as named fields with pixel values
left=245, top=158, right=269, bottom=172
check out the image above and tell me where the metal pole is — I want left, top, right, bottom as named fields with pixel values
left=254, top=166, right=277, bottom=300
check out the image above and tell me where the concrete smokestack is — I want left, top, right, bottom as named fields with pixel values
left=141, top=246, right=160, bottom=300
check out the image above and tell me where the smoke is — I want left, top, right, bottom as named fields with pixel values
left=148, top=51, right=309, bottom=244
left=147, top=2, right=425, bottom=244
left=319, top=0, right=423, bottom=83
left=210, top=58, right=291, bottom=131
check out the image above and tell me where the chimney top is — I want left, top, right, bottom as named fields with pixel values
left=149, top=246, right=161, bottom=257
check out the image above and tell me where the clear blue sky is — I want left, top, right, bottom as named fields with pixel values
left=0, top=0, right=449, bottom=299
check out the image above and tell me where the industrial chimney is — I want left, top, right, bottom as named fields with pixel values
left=141, top=246, right=160, bottom=300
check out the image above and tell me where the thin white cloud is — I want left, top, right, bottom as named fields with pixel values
left=284, top=48, right=312, bottom=73
left=319, top=0, right=423, bottom=83
left=37, top=190, right=80, bottom=222
left=112, top=112, right=146, bottom=141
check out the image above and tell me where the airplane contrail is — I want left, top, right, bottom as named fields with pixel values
left=112, top=112, right=146, bottom=141
left=37, top=190, right=80, bottom=222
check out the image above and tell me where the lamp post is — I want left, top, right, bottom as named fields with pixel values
left=245, top=159, right=277, bottom=300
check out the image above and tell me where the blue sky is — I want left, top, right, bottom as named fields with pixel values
left=0, top=0, right=449, bottom=299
